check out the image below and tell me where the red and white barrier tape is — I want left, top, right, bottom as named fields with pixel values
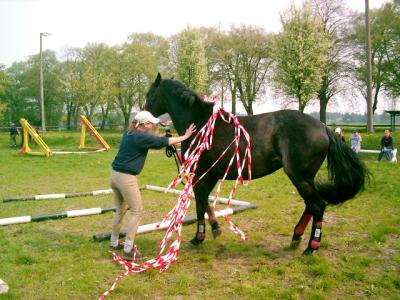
left=99, top=99, right=252, bottom=299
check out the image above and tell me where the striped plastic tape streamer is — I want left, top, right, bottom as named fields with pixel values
left=99, top=100, right=252, bottom=299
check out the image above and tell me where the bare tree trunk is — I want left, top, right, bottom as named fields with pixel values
left=319, top=99, right=328, bottom=124
left=299, top=96, right=305, bottom=113
left=100, top=103, right=111, bottom=131
left=372, top=84, right=380, bottom=114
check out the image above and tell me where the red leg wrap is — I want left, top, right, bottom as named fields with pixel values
left=294, top=213, right=312, bottom=235
left=310, top=240, right=320, bottom=249
left=310, top=221, right=323, bottom=249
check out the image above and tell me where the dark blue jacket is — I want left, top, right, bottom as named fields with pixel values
left=10, top=126, right=18, bottom=135
left=112, top=131, right=169, bottom=175
left=380, top=136, right=394, bottom=150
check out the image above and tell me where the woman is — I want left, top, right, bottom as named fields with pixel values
left=334, top=127, right=345, bottom=143
left=350, top=130, right=362, bottom=153
left=377, top=129, right=394, bottom=162
left=109, top=111, right=196, bottom=259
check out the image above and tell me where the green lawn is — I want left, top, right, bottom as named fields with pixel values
left=0, top=131, right=398, bottom=300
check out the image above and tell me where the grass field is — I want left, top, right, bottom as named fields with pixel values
left=0, top=130, right=399, bottom=300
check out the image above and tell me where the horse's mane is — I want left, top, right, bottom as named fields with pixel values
left=160, top=79, right=213, bottom=111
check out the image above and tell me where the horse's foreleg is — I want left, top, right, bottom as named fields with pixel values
left=290, top=208, right=312, bottom=249
left=190, top=195, right=208, bottom=246
left=190, top=177, right=218, bottom=246
left=303, top=199, right=326, bottom=255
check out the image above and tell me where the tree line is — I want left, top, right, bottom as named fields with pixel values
left=0, top=0, right=399, bottom=130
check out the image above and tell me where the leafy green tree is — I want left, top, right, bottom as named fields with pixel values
left=3, top=52, right=63, bottom=127
left=175, top=27, right=209, bottom=95
left=206, top=25, right=272, bottom=115
left=58, top=48, right=83, bottom=130
left=230, top=25, right=272, bottom=115
left=198, top=27, right=228, bottom=108
left=75, top=43, right=111, bottom=121
left=380, top=1, right=400, bottom=99
left=41, top=51, right=64, bottom=127
left=116, top=33, right=169, bottom=128
left=311, top=0, right=350, bottom=123
left=59, top=44, right=119, bottom=129
left=273, top=2, right=331, bottom=112
left=97, top=46, right=119, bottom=130
left=0, top=65, right=9, bottom=95
left=204, top=28, right=239, bottom=113
left=348, top=4, right=397, bottom=114
left=0, top=64, right=11, bottom=125
left=2, top=62, right=34, bottom=125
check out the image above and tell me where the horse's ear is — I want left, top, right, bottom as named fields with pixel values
left=154, top=73, right=162, bottom=87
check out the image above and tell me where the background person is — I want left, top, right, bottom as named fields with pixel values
left=378, top=129, right=394, bottom=162
left=109, top=111, right=196, bottom=260
left=350, top=129, right=362, bottom=153
left=334, top=127, right=345, bottom=143
left=9, top=123, right=19, bottom=147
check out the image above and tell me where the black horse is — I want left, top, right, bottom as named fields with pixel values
left=145, top=73, right=368, bottom=255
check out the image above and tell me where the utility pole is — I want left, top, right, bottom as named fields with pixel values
left=365, top=0, right=374, bottom=133
left=39, top=32, right=50, bottom=135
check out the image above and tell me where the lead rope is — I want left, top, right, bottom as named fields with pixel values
left=99, top=99, right=252, bottom=299
left=165, top=129, right=185, bottom=185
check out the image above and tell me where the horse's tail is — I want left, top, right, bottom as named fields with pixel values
left=316, top=128, right=369, bottom=205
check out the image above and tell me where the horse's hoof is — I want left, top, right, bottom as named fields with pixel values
left=212, top=228, right=222, bottom=239
left=211, top=222, right=221, bottom=239
left=190, top=236, right=204, bottom=246
left=290, top=239, right=301, bottom=249
left=290, top=233, right=302, bottom=249
left=302, top=247, right=314, bottom=256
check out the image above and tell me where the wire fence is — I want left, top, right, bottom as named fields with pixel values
left=0, top=125, right=125, bottom=135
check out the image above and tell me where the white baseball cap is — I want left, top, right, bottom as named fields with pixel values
left=134, top=111, right=160, bottom=125
left=335, top=127, right=341, bottom=133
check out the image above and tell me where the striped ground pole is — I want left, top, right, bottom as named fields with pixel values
left=0, top=279, right=9, bottom=294
left=3, top=189, right=113, bottom=202
left=93, top=184, right=257, bottom=241
left=93, top=203, right=257, bottom=242
left=3, top=185, right=247, bottom=204
left=1, top=185, right=257, bottom=234
left=0, top=207, right=116, bottom=226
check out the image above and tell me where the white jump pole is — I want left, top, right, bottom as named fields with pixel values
left=359, top=148, right=397, bottom=162
left=0, top=207, right=115, bottom=226
left=4, top=189, right=114, bottom=202
left=359, top=149, right=380, bottom=154
left=144, top=185, right=251, bottom=207
left=0, top=279, right=9, bottom=294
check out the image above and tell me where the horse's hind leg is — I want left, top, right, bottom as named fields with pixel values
left=289, top=179, right=326, bottom=255
left=290, top=207, right=313, bottom=249
left=303, top=200, right=326, bottom=255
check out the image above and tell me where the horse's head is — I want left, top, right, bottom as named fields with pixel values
left=145, top=73, right=167, bottom=117
left=145, top=72, right=214, bottom=135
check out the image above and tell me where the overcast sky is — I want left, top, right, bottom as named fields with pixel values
left=0, top=0, right=393, bottom=114
left=0, top=0, right=390, bottom=67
